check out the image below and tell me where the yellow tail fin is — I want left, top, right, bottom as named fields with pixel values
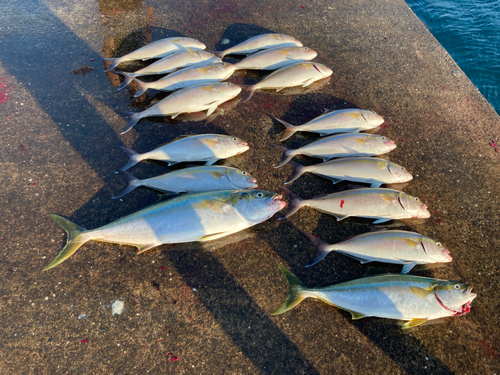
left=272, top=264, right=307, bottom=315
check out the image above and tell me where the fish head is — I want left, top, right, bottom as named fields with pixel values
left=370, top=135, right=397, bottom=153
left=311, top=63, right=333, bottom=78
left=387, top=163, right=413, bottom=183
left=421, top=239, right=453, bottom=263
left=279, top=34, right=303, bottom=47
left=398, top=192, right=430, bottom=218
left=301, top=47, right=318, bottom=60
left=225, top=168, right=258, bottom=189
left=361, top=110, right=385, bottom=126
left=217, top=62, right=237, bottom=78
left=184, top=38, right=206, bottom=50
left=434, top=281, right=476, bottom=316
left=220, top=135, right=249, bottom=155
left=218, top=82, right=242, bottom=99
left=230, top=190, right=286, bottom=223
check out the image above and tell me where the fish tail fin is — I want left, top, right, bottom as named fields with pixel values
left=242, top=85, right=256, bottom=103
left=284, top=160, right=305, bottom=184
left=102, top=57, right=122, bottom=72
left=110, top=71, right=135, bottom=91
left=272, top=264, right=308, bottom=315
left=269, top=143, right=294, bottom=168
left=118, top=145, right=141, bottom=171
left=133, top=78, right=148, bottom=97
left=211, top=50, right=226, bottom=59
left=117, top=110, right=142, bottom=134
left=269, top=116, right=297, bottom=141
left=112, top=169, right=140, bottom=198
left=301, top=231, right=332, bottom=267
left=278, top=185, right=306, bottom=219
left=44, top=215, right=87, bottom=271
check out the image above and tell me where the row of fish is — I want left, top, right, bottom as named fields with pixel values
left=106, top=34, right=332, bottom=133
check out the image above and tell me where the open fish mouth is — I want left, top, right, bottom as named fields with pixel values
left=268, top=194, right=286, bottom=209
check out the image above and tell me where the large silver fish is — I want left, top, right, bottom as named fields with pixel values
left=118, top=134, right=249, bottom=171
left=243, top=62, right=333, bottom=102
left=272, top=264, right=476, bottom=329
left=114, top=48, right=221, bottom=90
left=272, top=133, right=396, bottom=168
left=44, top=190, right=286, bottom=270
left=103, top=37, right=206, bottom=71
left=271, top=108, right=385, bottom=141
left=301, top=230, right=453, bottom=272
left=113, top=165, right=258, bottom=198
left=120, top=82, right=242, bottom=133
left=214, top=34, right=303, bottom=59
left=233, top=46, right=317, bottom=70
left=128, top=62, right=236, bottom=97
left=284, top=157, right=413, bottom=187
left=279, top=186, right=430, bottom=223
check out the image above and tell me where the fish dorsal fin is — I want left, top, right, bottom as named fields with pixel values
left=402, top=318, right=428, bottom=329
left=401, top=262, right=416, bottom=274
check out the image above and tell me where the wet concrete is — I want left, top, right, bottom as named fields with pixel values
left=0, top=0, right=499, bottom=373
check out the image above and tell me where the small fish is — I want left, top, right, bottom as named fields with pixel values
left=125, top=62, right=236, bottom=97
left=272, top=264, right=476, bottom=329
left=118, top=134, right=249, bottom=171
left=44, top=190, right=286, bottom=270
left=301, top=230, right=453, bottom=271
left=279, top=186, right=430, bottom=223
left=113, top=166, right=258, bottom=198
left=284, top=157, right=413, bottom=186
left=270, top=108, right=385, bottom=141
left=113, top=48, right=221, bottom=90
left=272, top=133, right=396, bottom=168
left=242, top=62, right=332, bottom=102
left=214, top=34, right=303, bottom=59
left=233, top=46, right=317, bottom=70
left=103, top=37, right=206, bottom=71
left=119, top=82, right=242, bottom=133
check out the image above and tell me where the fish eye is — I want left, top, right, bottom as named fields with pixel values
left=232, top=137, right=237, bottom=141
left=414, top=197, right=420, bottom=202
left=241, top=171, right=247, bottom=175
left=381, top=136, right=385, bottom=140
left=304, top=47, right=308, bottom=50
left=256, top=192, right=264, bottom=198
left=401, top=167, right=406, bottom=170
left=454, top=284, right=460, bottom=290
left=436, top=242, right=442, bottom=247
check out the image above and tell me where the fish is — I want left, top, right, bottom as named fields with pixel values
left=119, top=82, right=242, bottom=133
left=103, top=37, right=206, bottom=71
left=113, top=48, right=221, bottom=90
left=272, top=264, right=476, bottom=329
left=113, top=165, right=258, bottom=198
left=271, top=133, right=396, bottom=168
left=233, top=46, right=317, bottom=71
left=270, top=108, right=385, bottom=141
left=301, top=229, right=453, bottom=271
left=125, top=62, right=236, bottom=97
left=279, top=186, right=430, bottom=223
left=284, top=157, right=413, bottom=186
left=43, top=190, right=286, bottom=270
left=118, top=134, right=249, bottom=171
left=214, top=34, right=303, bottom=59
left=242, top=62, right=333, bottom=102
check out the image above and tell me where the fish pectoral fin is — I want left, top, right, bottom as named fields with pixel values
left=199, top=232, right=228, bottom=241
left=346, top=309, right=366, bottom=320
left=370, top=182, right=383, bottom=188
left=137, top=244, right=160, bottom=254
left=381, top=195, right=397, bottom=204
left=372, top=218, right=392, bottom=224
left=204, top=158, right=218, bottom=165
left=402, top=318, right=428, bottom=329
left=204, top=101, right=219, bottom=116
left=401, top=262, right=417, bottom=274
left=342, top=146, right=358, bottom=153
left=403, top=238, right=420, bottom=249
left=301, top=77, right=315, bottom=87
left=409, top=286, right=433, bottom=299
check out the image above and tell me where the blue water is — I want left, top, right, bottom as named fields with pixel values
left=406, top=0, right=500, bottom=116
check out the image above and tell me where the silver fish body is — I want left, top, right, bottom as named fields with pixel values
left=44, top=190, right=286, bottom=270
left=285, top=157, right=413, bottom=186
left=244, top=62, right=332, bottom=102
left=113, top=166, right=258, bottom=198
left=273, top=265, right=476, bottom=329
left=274, top=108, right=385, bottom=141
left=280, top=186, right=430, bottom=223
left=121, top=82, right=242, bottom=133
left=274, top=133, right=396, bottom=168
left=302, top=230, right=453, bottom=271
left=234, top=46, right=317, bottom=70
left=103, top=37, right=206, bottom=71
left=215, top=34, right=303, bottom=59
left=118, top=134, right=249, bottom=171
left=131, top=62, right=236, bottom=97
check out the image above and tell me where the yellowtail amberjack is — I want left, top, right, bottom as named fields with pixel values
left=44, top=190, right=286, bottom=270
left=273, top=264, right=476, bottom=329
left=301, top=230, right=452, bottom=271
left=279, top=186, right=430, bottom=224
left=214, top=34, right=303, bottom=59
left=113, top=165, right=258, bottom=198
left=233, top=46, right=317, bottom=70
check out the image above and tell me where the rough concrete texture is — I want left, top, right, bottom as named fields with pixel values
left=0, top=0, right=499, bottom=373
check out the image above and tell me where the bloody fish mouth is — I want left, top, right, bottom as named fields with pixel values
left=268, top=194, right=286, bottom=209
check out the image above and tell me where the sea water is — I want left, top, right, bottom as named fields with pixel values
left=406, top=0, right=500, bottom=115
